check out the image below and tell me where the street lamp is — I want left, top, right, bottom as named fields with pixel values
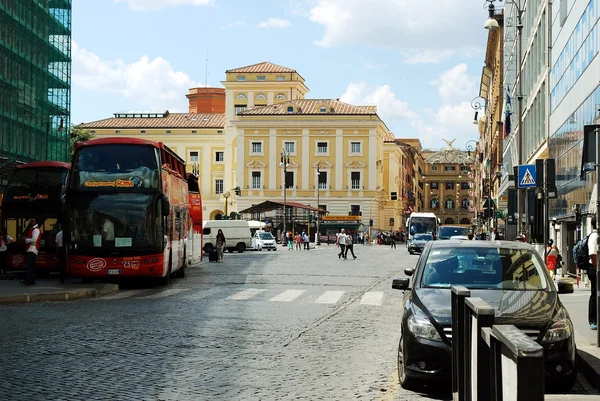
left=484, top=1, right=499, bottom=30
left=471, top=97, right=485, bottom=125
left=316, top=163, right=322, bottom=245
left=223, top=191, right=230, bottom=218
left=280, top=148, right=291, bottom=236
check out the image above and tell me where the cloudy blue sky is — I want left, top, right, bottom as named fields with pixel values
left=72, top=0, right=494, bottom=150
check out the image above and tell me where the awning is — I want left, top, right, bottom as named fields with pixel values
left=320, top=221, right=361, bottom=230
left=239, top=200, right=322, bottom=214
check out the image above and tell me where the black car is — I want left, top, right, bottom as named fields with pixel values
left=408, top=233, right=433, bottom=254
left=437, top=225, right=470, bottom=240
left=392, top=240, right=576, bottom=392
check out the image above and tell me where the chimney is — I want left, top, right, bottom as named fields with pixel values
left=186, top=87, right=226, bottom=114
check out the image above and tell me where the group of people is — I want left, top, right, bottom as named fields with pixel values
left=285, top=231, right=310, bottom=251
left=335, top=229, right=357, bottom=260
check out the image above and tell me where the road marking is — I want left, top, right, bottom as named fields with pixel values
left=92, top=289, right=149, bottom=300
left=314, top=291, right=345, bottom=304
left=227, top=288, right=267, bottom=300
left=140, top=288, right=190, bottom=299
left=270, top=289, right=306, bottom=302
left=180, top=287, right=221, bottom=300
left=360, top=292, right=384, bottom=306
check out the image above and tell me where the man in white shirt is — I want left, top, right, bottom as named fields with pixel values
left=0, top=229, right=14, bottom=275
left=21, top=219, right=40, bottom=285
left=102, top=218, right=115, bottom=241
left=588, top=218, right=598, bottom=330
left=337, top=229, right=347, bottom=259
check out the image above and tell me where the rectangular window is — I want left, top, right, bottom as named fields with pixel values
left=284, top=141, right=295, bottom=154
left=460, top=165, right=469, bottom=171
left=445, top=166, right=456, bottom=171
left=350, top=205, right=361, bottom=216
left=236, top=75, right=246, bottom=81
left=256, top=75, right=266, bottom=81
left=251, top=142, right=262, bottom=154
left=430, top=182, right=439, bottom=189
left=215, top=151, right=224, bottom=162
left=215, top=179, right=224, bottom=194
left=189, top=151, right=199, bottom=162
left=317, top=142, right=328, bottom=153
left=252, top=172, right=261, bottom=189
left=318, top=171, right=327, bottom=189
left=235, top=105, right=247, bottom=114
left=285, top=171, right=294, bottom=189
left=446, top=182, right=455, bottom=190
left=351, top=142, right=361, bottom=153
left=276, top=75, right=285, bottom=81
left=431, top=166, right=438, bottom=171
left=461, top=182, right=470, bottom=190
left=351, top=172, right=360, bottom=189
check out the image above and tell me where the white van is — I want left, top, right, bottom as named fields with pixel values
left=202, top=220, right=252, bottom=254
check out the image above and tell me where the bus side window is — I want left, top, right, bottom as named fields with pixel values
left=203, top=228, right=210, bottom=236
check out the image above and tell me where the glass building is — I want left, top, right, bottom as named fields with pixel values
left=0, top=0, right=72, bottom=166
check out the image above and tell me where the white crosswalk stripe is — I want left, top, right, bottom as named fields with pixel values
left=139, top=288, right=190, bottom=299
left=360, top=292, right=384, bottom=306
left=314, top=291, right=345, bottom=304
left=269, top=289, right=306, bottom=302
left=227, top=288, right=268, bottom=300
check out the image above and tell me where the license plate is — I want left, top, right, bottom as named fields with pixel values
left=106, top=269, right=120, bottom=275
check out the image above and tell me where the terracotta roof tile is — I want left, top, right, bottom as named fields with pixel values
left=226, top=61, right=296, bottom=74
left=78, top=113, right=226, bottom=129
left=239, top=99, right=377, bottom=116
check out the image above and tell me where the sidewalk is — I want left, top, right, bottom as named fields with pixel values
left=0, top=273, right=119, bottom=305
left=559, top=278, right=600, bottom=391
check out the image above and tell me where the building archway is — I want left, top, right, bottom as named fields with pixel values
left=445, top=217, right=454, bottom=224
left=460, top=218, right=470, bottom=225
left=210, top=210, right=224, bottom=220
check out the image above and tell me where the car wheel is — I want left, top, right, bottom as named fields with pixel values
left=237, top=243, right=246, bottom=253
left=397, top=336, right=419, bottom=390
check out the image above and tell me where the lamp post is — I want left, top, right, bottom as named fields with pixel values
left=471, top=97, right=485, bottom=126
left=280, top=148, right=291, bottom=236
left=316, top=163, right=321, bottom=245
left=223, top=191, right=230, bottom=219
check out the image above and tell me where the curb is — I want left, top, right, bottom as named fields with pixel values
left=577, top=348, right=600, bottom=391
left=0, top=283, right=119, bottom=305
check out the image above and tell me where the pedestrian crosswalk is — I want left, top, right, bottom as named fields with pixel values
left=92, top=287, right=389, bottom=306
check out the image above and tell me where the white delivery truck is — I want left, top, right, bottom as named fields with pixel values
left=202, top=220, right=253, bottom=254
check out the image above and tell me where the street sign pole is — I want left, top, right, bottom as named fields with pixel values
left=596, top=126, right=600, bottom=346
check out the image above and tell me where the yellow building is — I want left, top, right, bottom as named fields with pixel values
left=79, top=61, right=399, bottom=232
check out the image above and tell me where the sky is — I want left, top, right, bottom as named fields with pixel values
left=72, top=0, right=494, bottom=150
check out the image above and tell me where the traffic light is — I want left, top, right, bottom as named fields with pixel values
left=369, top=219, right=374, bottom=227
left=234, top=186, right=241, bottom=196
left=391, top=192, right=398, bottom=201
left=308, top=214, right=312, bottom=222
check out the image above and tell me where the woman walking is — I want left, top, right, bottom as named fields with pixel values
left=216, top=229, right=226, bottom=263
left=287, top=231, right=294, bottom=250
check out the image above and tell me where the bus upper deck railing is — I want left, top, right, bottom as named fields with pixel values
left=451, top=286, right=545, bottom=401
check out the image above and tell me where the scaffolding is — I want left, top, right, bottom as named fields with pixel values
left=0, top=0, right=72, bottom=164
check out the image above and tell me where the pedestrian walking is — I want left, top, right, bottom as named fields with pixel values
left=20, top=218, right=40, bottom=285
left=586, top=218, right=598, bottom=330
left=295, top=233, right=302, bottom=250
left=302, top=231, right=309, bottom=250
left=345, top=233, right=357, bottom=259
left=215, top=229, right=226, bottom=263
left=390, top=232, right=397, bottom=249
left=336, top=229, right=347, bottom=259
left=287, top=231, right=294, bottom=250
left=0, top=229, right=15, bottom=275
left=56, top=228, right=65, bottom=283
left=545, top=239, right=559, bottom=280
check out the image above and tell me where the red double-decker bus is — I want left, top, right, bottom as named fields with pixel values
left=66, top=138, right=189, bottom=284
left=0, top=161, right=70, bottom=274
left=186, top=173, right=203, bottom=262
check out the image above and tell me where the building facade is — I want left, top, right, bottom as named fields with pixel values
left=0, top=0, right=72, bottom=168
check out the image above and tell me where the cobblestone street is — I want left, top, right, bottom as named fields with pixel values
left=0, top=244, right=597, bottom=400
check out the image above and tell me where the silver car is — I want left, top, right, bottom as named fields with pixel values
left=408, top=233, right=433, bottom=254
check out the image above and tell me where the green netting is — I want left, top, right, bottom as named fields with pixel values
left=0, top=0, right=71, bottom=163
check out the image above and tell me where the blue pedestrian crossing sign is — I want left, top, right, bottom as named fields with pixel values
left=517, top=164, right=536, bottom=188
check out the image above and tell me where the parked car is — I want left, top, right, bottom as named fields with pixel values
left=252, top=231, right=277, bottom=251
left=437, top=225, right=470, bottom=240
left=392, top=240, right=576, bottom=392
left=408, top=233, right=433, bottom=254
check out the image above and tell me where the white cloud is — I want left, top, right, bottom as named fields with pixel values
left=222, top=20, right=247, bottom=29
left=72, top=41, right=199, bottom=112
left=364, top=62, right=387, bottom=70
left=114, top=0, right=212, bottom=11
left=339, top=82, right=419, bottom=124
left=403, top=50, right=455, bottom=65
left=430, top=63, right=477, bottom=103
left=257, top=18, right=293, bottom=28
left=308, top=0, right=484, bottom=53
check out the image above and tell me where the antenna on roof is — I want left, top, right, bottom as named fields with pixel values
left=204, top=48, right=209, bottom=87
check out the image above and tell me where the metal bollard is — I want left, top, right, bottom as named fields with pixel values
left=464, top=297, right=495, bottom=401
left=451, top=286, right=471, bottom=401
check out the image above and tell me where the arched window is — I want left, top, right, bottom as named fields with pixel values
left=461, top=198, right=469, bottom=209
left=460, top=218, right=471, bottom=225
left=256, top=93, right=266, bottom=100
left=320, top=106, right=327, bottom=113
left=445, top=199, right=454, bottom=209
left=236, top=94, right=247, bottom=99
left=276, top=93, right=286, bottom=99
left=445, top=217, right=455, bottom=224
left=287, top=106, right=294, bottom=113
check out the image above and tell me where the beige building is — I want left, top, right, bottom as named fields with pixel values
left=79, top=62, right=426, bottom=234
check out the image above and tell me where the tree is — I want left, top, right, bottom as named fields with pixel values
left=70, top=127, right=93, bottom=156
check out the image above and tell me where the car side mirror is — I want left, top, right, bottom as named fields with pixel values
left=557, top=281, right=574, bottom=294
left=404, top=268, right=415, bottom=276
left=392, top=278, right=410, bottom=291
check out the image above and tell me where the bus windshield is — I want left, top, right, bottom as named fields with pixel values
left=72, top=144, right=160, bottom=190
left=69, top=193, right=162, bottom=251
left=409, top=217, right=436, bottom=235
left=5, top=167, right=67, bottom=202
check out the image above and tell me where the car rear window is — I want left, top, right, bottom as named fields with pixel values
left=421, top=247, right=548, bottom=290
